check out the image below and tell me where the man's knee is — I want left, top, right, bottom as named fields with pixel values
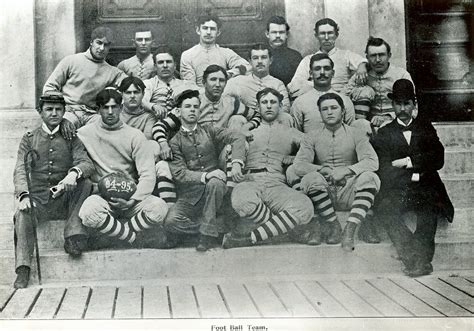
left=300, top=171, right=327, bottom=194
left=231, top=183, right=258, bottom=216
left=139, top=196, right=169, bottom=225
left=355, top=171, right=381, bottom=192
left=286, top=165, right=300, bottom=187
left=79, top=195, right=110, bottom=228
left=286, top=194, right=314, bottom=225
left=206, top=177, right=227, bottom=194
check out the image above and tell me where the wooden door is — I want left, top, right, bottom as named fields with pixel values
left=82, top=0, right=285, bottom=68
left=406, top=0, right=473, bottom=121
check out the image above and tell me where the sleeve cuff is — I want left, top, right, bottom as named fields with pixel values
left=406, top=157, right=413, bottom=169
left=201, top=172, right=207, bottom=184
left=411, top=173, right=420, bottom=182
left=69, top=167, right=82, bottom=179
left=231, top=159, right=244, bottom=168
left=17, top=191, right=29, bottom=202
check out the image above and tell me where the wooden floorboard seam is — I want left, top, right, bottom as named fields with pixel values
left=439, top=277, right=474, bottom=297
left=111, top=287, right=119, bottom=319
left=216, top=284, right=233, bottom=318
left=0, top=289, right=16, bottom=312
left=24, top=288, right=42, bottom=318
left=415, top=279, right=473, bottom=314
left=316, top=280, right=355, bottom=317
left=364, top=279, right=414, bottom=317
left=341, top=280, right=386, bottom=316
left=52, top=287, right=67, bottom=319
left=191, top=285, right=203, bottom=318
left=242, top=283, right=263, bottom=318
left=293, top=281, right=326, bottom=317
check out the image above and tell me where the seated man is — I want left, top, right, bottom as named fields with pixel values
left=118, top=76, right=176, bottom=206
left=372, top=79, right=453, bottom=277
left=290, top=53, right=355, bottom=133
left=222, top=88, right=313, bottom=248
left=117, top=30, right=156, bottom=80
left=142, top=47, right=197, bottom=119
left=166, top=90, right=246, bottom=251
left=224, top=44, right=291, bottom=118
left=180, top=15, right=250, bottom=87
left=347, top=37, right=415, bottom=129
left=78, top=88, right=168, bottom=248
left=43, top=26, right=126, bottom=129
left=288, top=92, right=380, bottom=251
left=13, top=92, right=94, bottom=288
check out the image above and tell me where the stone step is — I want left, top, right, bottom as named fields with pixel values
left=440, top=148, right=474, bottom=175
left=434, top=122, right=474, bottom=149
left=0, top=237, right=472, bottom=286
left=0, top=208, right=472, bottom=251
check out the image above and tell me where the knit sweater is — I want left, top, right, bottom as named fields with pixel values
left=77, top=120, right=156, bottom=201
left=43, top=49, right=126, bottom=109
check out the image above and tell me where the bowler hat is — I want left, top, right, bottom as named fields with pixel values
left=387, top=79, right=415, bottom=101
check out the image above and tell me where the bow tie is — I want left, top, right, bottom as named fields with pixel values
left=399, top=123, right=412, bottom=131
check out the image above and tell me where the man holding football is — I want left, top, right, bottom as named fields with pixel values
left=78, top=88, right=169, bottom=248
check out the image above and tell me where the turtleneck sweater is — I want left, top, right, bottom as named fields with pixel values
left=77, top=120, right=156, bottom=201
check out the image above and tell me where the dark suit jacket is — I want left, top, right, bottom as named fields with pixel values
left=372, top=118, right=454, bottom=222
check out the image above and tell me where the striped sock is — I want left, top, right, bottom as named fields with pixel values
left=225, top=145, right=236, bottom=188
left=348, top=188, right=377, bottom=224
left=129, top=210, right=156, bottom=232
left=247, top=203, right=273, bottom=225
left=308, top=189, right=337, bottom=223
left=156, top=176, right=177, bottom=205
left=96, top=214, right=136, bottom=243
left=250, top=210, right=298, bottom=243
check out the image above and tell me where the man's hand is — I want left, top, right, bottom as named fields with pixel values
left=230, top=163, right=245, bottom=183
left=370, top=115, right=392, bottom=127
left=319, top=166, right=333, bottom=177
left=206, top=169, right=227, bottom=182
left=392, top=158, right=408, bottom=168
left=59, top=172, right=78, bottom=191
left=159, top=141, right=173, bottom=160
left=18, top=196, right=33, bottom=212
left=151, top=104, right=168, bottom=120
left=60, top=119, right=76, bottom=140
left=109, top=197, right=137, bottom=211
left=330, top=167, right=353, bottom=184
left=354, top=62, right=368, bottom=85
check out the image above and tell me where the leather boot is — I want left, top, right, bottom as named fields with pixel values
left=289, top=218, right=321, bottom=245
left=325, top=220, right=342, bottom=244
left=14, top=266, right=30, bottom=289
left=306, top=219, right=322, bottom=245
left=222, top=232, right=253, bottom=249
left=341, top=222, right=358, bottom=252
left=196, top=234, right=217, bottom=252
left=359, top=215, right=381, bottom=244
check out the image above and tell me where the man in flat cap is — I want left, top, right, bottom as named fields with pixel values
left=13, top=92, right=94, bottom=288
left=372, top=79, right=453, bottom=277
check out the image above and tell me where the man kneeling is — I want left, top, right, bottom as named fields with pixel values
left=288, top=92, right=380, bottom=251
left=78, top=88, right=168, bottom=248
left=13, top=92, right=94, bottom=288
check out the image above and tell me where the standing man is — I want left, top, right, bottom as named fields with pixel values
left=117, top=30, right=156, bottom=80
left=180, top=15, right=251, bottom=87
left=142, top=47, right=198, bottom=119
left=290, top=53, right=355, bottom=133
left=224, top=44, right=291, bottom=124
left=265, top=16, right=302, bottom=86
left=78, top=88, right=168, bottom=247
left=289, top=92, right=380, bottom=251
left=166, top=90, right=246, bottom=251
left=372, top=79, right=453, bottom=277
left=288, top=18, right=367, bottom=98
left=223, top=88, right=313, bottom=249
left=43, top=26, right=126, bottom=129
left=347, top=37, right=415, bottom=129
left=13, top=92, right=94, bottom=288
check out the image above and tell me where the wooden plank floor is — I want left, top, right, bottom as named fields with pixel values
left=0, top=275, right=472, bottom=319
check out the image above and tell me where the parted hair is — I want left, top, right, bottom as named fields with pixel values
left=196, top=15, right=223, bottom=29
left=317, top=92, right=345, bottom=110
left=266, top=16, right=290, bottom=32
left=96, top=88, right=122, bottom=107
left=256, top=87, right=283, bottom=103
left=365, top=36, right=392, bottom=55
left=91, top=26, right=114, bottom=43
left=202, top=65, right=228, bottom=84
left=314, top=18, right=339, bottom=35
left=309, top=53, right=334, bottom=70
left=118, top=76, right=146, bottom=93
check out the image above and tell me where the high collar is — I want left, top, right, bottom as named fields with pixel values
left=122, top=105, right=146, bottom=116
left=84, top=48, right=105, bottom=63
left=99, top=120, right=124, bottom=131
left=369, top=63, right=392, bottom=77
left=41, top=123, right=60, bottom=135
left=397, top=118, right=413, bottom=127
left=317, top=47, right=338, bottom=56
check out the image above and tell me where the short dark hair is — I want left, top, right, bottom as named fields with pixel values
left=317, top=92, right=345, bottom=110
left=91, top=26, right=114, bottom=43
left=256, top=87, right=283, bottom=103
left=249, top=44, right=273, bottom=59
left=266, top=15, right=290, bottom=32
left=314, top=18, right=339, bottom=36
left=196, top=15, right=222, bottom=29
left=365, top=36, right=391, bottom=55
left=119, top=76, right=146, bottom=94
left=309, top=53, right=334, bottom=70
left=96, top=88, right=122, bottom=107
left=176, top=90, right=200, bottom=108
left=153, top=45, right=176, bottom=64
left=202, top=65, right=228, bottom=84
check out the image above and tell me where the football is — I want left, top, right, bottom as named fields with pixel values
left=98, top=172, right=137, bottom=201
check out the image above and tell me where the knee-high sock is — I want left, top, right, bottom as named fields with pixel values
left=308, top=189, right=337, bottom=223
left=225, top=146, right=236, bottom=188
left=246, top=202, right=273, bottom=225
left=348, top=188, right=377, bottom=224
left=96, top=214, right=136, bottom=243
left=251, top=210, right=298, bottom=243
left=129, top=210, right=156, bottom=232
left=156, top=176, right=177, bottom=205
